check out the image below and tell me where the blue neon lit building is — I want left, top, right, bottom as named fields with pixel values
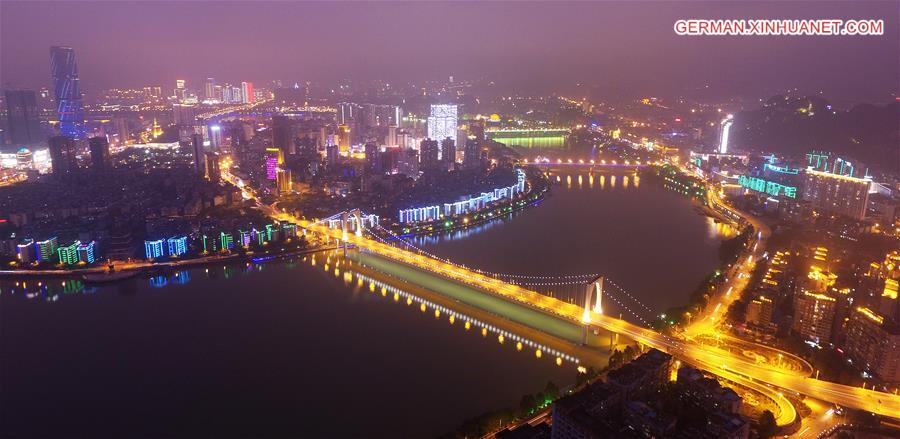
left=167, top=236, right=188, bottom=257
left=50, top=46, right=85, bottom=139
left=77, top=241, right=96, bottom=264
left=144, top=239, right=165, bottom=259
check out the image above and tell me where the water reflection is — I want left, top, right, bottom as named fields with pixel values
left=351, top=271, right=580, bottom=368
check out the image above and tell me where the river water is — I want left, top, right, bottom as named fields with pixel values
left=0, top=170, right=727, bottom=438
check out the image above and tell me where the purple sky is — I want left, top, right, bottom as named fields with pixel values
left=1, top=1, right=896, bottom=103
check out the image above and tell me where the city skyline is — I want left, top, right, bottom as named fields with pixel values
left=1, top=1, right=898, bottom=104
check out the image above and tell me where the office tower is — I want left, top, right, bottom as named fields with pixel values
left=265, top=148, right=279, bottom=180
left=427, top=104, right=458, bottom=149
left=191, top=133, right=207, bottom=177
left=88, top=136, right=110, bottom=170
left=419, top=139, right=441, bottom=172
left=204, top=78, right=216, bottom=101
left=49, top=136, right=78, bottom=176
left=206, top=151, right=220, bottom=181
left=338, top=102, right=354, bottom=125
left=241, top=82, right=254, bottom=104
left=717, top=114, right=733, bottom=154
left=365, top=142, right=380, bottom=174
left=4, top=89, right=42, bottom=144
left=793, top=290, right=837, bottom=345
left=337, top=124, right=351, bottom=152
left=802, top=165, right=872, bottom=221
left=50, top=46, right=85, bottom=139
left=276, top=168, right=292, bottom=194
left=441, top=138, right=456, bottom=170
left=843, top=307, right=900, bottom=383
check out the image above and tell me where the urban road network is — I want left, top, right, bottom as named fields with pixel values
left=222, top=164, right=900, bottom=424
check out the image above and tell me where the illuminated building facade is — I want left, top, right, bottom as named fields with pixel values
left=16, top=240, right=37, bottom=264
left=427, top=104, right=458, bottom=148
left=793, top=290, right=837, bottom=345
left=168, top=236, right=188, bottom=257
left=241, top=82, right=254, bottom=104
left=57, top=241, right=81, bottom=265
left=144, top=239, right=165, bottom=259
left=76, top=241, right=95, bottom=264
left=50, top=46, right=85, bottom=139
left=265, top=148, right=279, bottom=180
left=239, top=230, right=251, bottom=248
left=717, top=115, right=733, bottom=154
left=219, top=232, right=234, bottom=251
left=844, top=307, right=900, bottom=383
left=746, top=295, right=774, bottom=328
left=802, top=168, right=871, bottom=221
left=37, top=237, right=59, bottom=263
left=276, top=168, right=292, bottom=194
left=399, top=169, right=526, bottom=223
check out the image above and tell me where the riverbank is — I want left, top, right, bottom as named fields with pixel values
left=0, top=244, right=338, bottom=281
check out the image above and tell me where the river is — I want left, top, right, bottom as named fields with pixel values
left=0, top=170, right=728, bottom=438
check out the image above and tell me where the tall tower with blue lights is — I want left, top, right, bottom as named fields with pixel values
left=50, top=46, right=85, bottom=139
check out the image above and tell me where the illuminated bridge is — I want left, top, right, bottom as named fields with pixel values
left=214, top=167, right=899, bottom=424
left=281, top=210, right=900, bottom=422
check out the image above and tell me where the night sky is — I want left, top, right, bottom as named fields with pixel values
left=1, top=1, right=897, bottom=103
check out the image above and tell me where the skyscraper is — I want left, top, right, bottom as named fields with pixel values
left=241, top=82, right=254, bottom=104
left=88, top=136, right=110, bottom=170
left=419, top=139, right=441, bottom=172
left=191, top=133, right=207, bottom=177
left=717, top=114, right=733, bottom=154
left=49, top=136, right=78, bottom=176
left=50, top=46, right=85, bottom=139
left=204, top=78, right=216, bottom=101
left=427, top=104, right=458, bottom=151
left=441, top=138, right=456, bottom=170
left=4, top=89, right=42, bottom=145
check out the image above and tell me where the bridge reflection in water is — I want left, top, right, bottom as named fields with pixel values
left=312, top=249, right=627, bottom=370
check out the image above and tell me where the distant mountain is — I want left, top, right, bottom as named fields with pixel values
left=732, top=96, right=899, bottom=174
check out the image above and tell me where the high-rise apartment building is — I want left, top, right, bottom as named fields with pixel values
left=49, top=136, right=78, bottom=176
left=241, top=82, right=254, bottom=104
left=88, top=136, right=110, bottom=170
left=793, top=290, right=837, bottom=345
left=843, top=307, right=900, bottom=383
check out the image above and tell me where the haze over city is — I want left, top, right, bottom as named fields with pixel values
left=0, top=2, right=898, bottom=439
left=2, top=1, right=898, bottom=104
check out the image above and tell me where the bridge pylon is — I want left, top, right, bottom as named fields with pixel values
left=581, top=275, right=604, bottom=345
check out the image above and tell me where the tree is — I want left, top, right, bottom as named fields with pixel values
left=518, top=394, right=537, bottom=417
left=543, top=381, right=560, bottom=401
left=757, top=410, right=777, bottom=438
